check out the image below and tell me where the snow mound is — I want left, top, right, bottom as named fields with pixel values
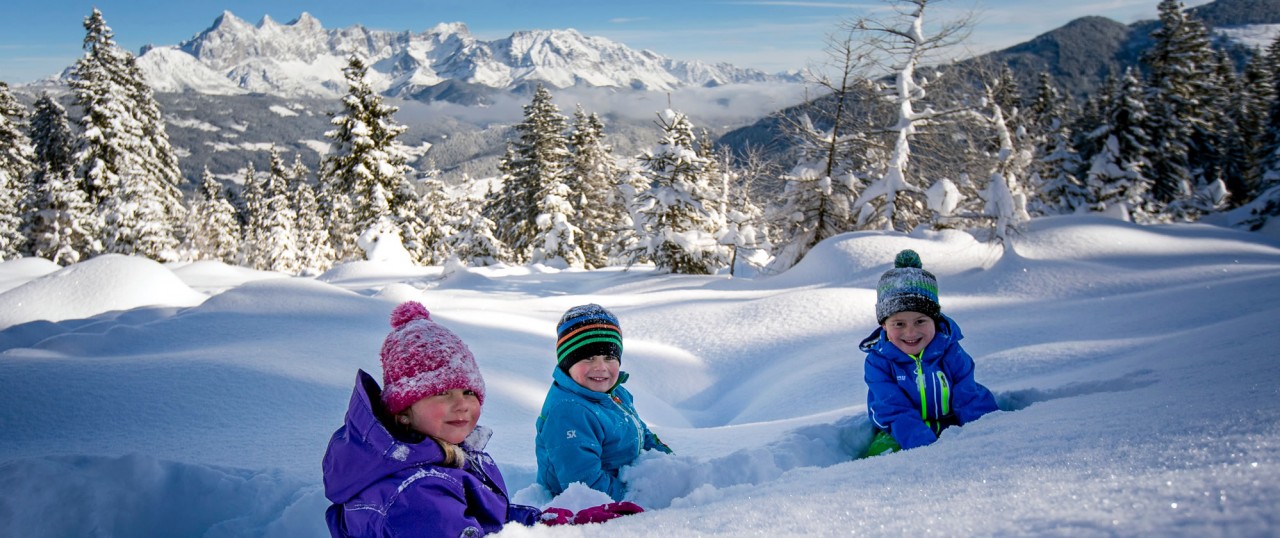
left=315, top=261, right=434, bottom=292
left=0, top=257, right=61, bottom=293
left=169, top=260, right=289, bottom=295
left=0, top=454, right=323, bottom=537
left=766, top=228, right=997, bottom=287
left=0, top=254, right=206, bottom=330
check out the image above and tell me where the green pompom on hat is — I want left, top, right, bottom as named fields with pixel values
left=875, top=249, right=940, bottom=324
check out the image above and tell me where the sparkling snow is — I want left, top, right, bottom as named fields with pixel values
left=1, top=215, right=1278, bottom=536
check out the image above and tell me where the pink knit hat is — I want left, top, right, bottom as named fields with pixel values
left=380, top=301, right=485, bottom=415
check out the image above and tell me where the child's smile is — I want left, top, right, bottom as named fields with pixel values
left=569, top=354, right=620, bottom=393
left=883, top=311, right=936, bottom=356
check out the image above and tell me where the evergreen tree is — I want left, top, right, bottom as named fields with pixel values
left=70, top=8, right=185, bottom=261
left=1027, top=74, right=1088, bottom=215
left=630, top=110, right=728, bottom=274
left=1199, top=50, right=1239, bottom=200
left=416, top=169, right=456, bottom=265
left=0, top=82, right=35, bottom=259
left=27, top=93, right=100, bottom=265
left=449, top=211, right=510, bottom=267
left=1260, top=35, right=1280, bottom=190
left=1224, top=50, right=1273, bottom=205
left=259, top=149, right=300, bottom=273
left=765, top=114, right=860, bottom=272
left=290, top=154, right=334, bottom=274
left=1141, top=0, right=1218, bottom=214
left=609, top=162, right=651, bottom=265
left=567, top=106, right=626, bottom=269
left=1084, top=69, right=1155, bottom=221
left=486, top=84, right=572, bottom=263
left=319, top=55, right=418, bottom=263
left=185, top=166, right=240, bottom=263
left=530, top=177, right=585, bottom=269
left=715, top=148, right=766, bottom=276
left=237, top=162, right=265, bottom=268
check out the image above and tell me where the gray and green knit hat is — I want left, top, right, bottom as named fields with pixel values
left=875, top=249, right=940, bottom=324
left=555, top=304, right=623, bottom=372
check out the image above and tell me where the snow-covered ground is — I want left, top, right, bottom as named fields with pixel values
left=1, top=214, right=1278, bottom=536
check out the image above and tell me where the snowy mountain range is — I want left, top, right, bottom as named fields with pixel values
left=125, top=11, right=800, bottom=102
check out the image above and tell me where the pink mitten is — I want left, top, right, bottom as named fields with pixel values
left=573, top=501, right=645, bottom=524
left=539, top=507, right=574, bottom=526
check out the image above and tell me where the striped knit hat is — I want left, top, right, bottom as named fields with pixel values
left=876, top=249, right=940, bottom=324
left=556, top=304, right=623, bottom=372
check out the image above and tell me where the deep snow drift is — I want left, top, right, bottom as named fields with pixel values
left=1, top=215, right=1278, bottom=536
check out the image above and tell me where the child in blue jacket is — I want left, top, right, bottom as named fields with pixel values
left=535, top=304, right=672, bottom=502
left=861, top=250, right=999, bottom=456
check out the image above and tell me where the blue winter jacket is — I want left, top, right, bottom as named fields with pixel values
left=535, top=367, right=671, bottom=501
left=322, top=370, right=540, bottom=537
left=860, top=314, right=999, bottom=450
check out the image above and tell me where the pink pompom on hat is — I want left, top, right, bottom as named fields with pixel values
left=380, top=301, right=486, bottom=415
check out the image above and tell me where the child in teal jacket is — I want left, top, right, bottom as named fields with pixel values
left=535, top=304, right=671, bottom=501
left=861, top=250, right=999, bottom=456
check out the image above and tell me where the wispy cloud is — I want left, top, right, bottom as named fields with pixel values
left=720, top=1, right=876, bottom=8
left=608, top=17, right=651, bottom=24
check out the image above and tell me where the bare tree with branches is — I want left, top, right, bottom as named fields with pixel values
left=848, top=0, right=976, bottom=232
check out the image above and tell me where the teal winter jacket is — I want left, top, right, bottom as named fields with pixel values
left=535, top=367, right=670, bottom=501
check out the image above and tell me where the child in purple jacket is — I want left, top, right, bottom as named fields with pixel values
left=322, top=301, right=541, bottom=537
left=861, top=250, right=999, bottom=456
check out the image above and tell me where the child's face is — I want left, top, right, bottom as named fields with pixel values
left=882, top=311, right=936, bottom=356
left=569, top=354, right=620, bottom=393
left=405, top=388, right=480, bottom=445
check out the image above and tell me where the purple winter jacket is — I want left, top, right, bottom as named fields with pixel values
left=322, top=370, right=540, bottom=537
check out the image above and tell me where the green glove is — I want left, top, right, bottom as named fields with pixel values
left=865, top=430, right=901, bottom=458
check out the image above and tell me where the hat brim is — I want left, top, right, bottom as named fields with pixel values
left=877, top=295, right=940, bottom=324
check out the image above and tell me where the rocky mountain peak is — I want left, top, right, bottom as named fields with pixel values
left=129, top=11, right=798, bottom=102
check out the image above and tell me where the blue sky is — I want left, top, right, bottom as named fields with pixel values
left=1, top=0, right=1214, bottom=84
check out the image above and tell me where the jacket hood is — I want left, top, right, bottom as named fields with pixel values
left=858, top=313, right=964, bottom=364
left=322, top=369, right=491, bottom=503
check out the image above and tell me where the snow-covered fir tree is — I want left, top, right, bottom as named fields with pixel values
left=1258, top=35, right=1280, bottom=190
left=236, top=162, right=265, bottom=268
left=319, top=55, right=419, bottom=263
left=0, top=82, right=35, bottom=260
left=414, top=169, right=456, bottom=266
left=1196, top=50, right=1239, bottom=200
left=1224, top=50, right=1272, bottom=205
left=765, top=114, right=861, bottom=272
left=449, top=210, right=510, bottom=267
left=26, top=92, right=100, bottom=265
left=531, top=178, right=586, bottom=269
left=290, top=155, right=334, bottom=274
left=1026, top=74, right=1088, bottom=215
left=849, top=0, right=973, bottom=232
left=714, top=148, right=766, bottom=276
left=185, top=166, right=240, bottom=264
left=1083, top=69, right=1155, bottom=221
left=567, top=106, right=626, bottom=269
left=486, top=84, right=572, bottom=264
left=256, top=149, right=301, bottom=273
left=629, top=109, right=728, bottom=274
left=70, top=8, right=185, bottom=262
left=609, top=161, right=652, bottom=265
left=1141, top=0, right=1218, bottom=215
